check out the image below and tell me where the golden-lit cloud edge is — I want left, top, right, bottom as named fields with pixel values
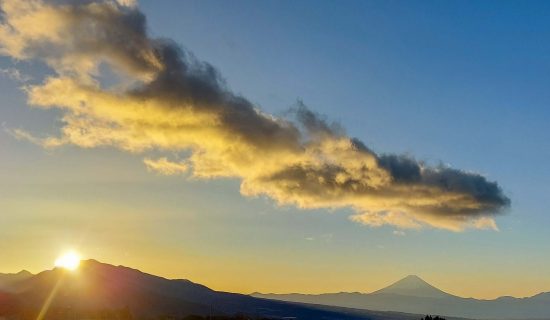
left=0, top=0, right=510, bottom=231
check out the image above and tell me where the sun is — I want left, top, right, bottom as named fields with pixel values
left=54, top=251, right=81, bottom=271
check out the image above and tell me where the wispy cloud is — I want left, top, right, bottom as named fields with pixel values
left=0, top=0, right=510, bottom=231
left=0, top=67, right=31, bottom=83
left=144, top=157, right=188, bottom=176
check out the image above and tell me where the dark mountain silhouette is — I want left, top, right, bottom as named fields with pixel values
left=0, top=260, right=450, bottom=320
left=371, top=275, right=453, bottom=299
left=252, top=275, right=550, bottom=319
left=0, top=270, right=33, bottom=291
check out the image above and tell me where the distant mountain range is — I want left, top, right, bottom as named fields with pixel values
left=252, top=275, right=550, bottom=319
left=2, top=262, right=549, bottom=320
left=0, top=260, right=452, bottom=320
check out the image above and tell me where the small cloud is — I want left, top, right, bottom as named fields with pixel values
left=0, top=67, right=32, bottom=83
left=116, top=0, right=137, bottom=7
left=304, top=234, right=333, bottom=242
left=5, top=127, right=64, bottom=148
left=472, top=216, right=500, bottom=231
left=143, top=157, right=188, bottom=175
left=393, top=230, right=406, bottom=236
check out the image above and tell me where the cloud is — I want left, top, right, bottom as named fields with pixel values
left=0, top=67, right=32, bottom=82
left=115, top=0, right=137, bottom=7
left=0, top=0, right=510, bottom=231
left=144, top=157, right=188, bottom=175
left=6, top=127, right=64, bottom=148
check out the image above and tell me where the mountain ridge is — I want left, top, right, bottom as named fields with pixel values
left=252, top=275, right=550, bottom=319
left=252, top=275, right=547, bottom=300
left=3, top=261, right=550, bottom=319
left=0, top=270, right=33, bottom=292
left=0, top=259, right=458, bottom=320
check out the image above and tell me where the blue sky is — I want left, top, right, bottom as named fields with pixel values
left=1, top=0, right=549, bottom=298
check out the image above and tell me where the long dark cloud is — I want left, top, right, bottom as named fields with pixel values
left=0, top=0, right=510, bottom=231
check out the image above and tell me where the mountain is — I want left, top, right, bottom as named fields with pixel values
left=252, top=275, right=550, bottom=319
left=0, top=260, right=445, bottom=320
left=371, top=275, right=452, bottom=299
left=0, top=270, right=33, bottom=291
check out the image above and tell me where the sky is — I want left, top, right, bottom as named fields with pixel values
left=0, top=0, right=549, bottom=300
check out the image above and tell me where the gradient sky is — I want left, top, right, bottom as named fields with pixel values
left=1, top=0, right=550, bottom=300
